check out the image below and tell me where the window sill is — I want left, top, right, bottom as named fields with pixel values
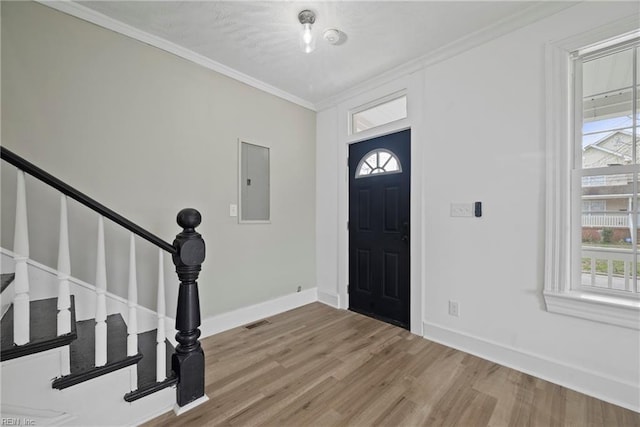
left=544, top=291, right=640, bottom=330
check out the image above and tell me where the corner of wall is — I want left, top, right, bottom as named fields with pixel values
left=199, top=288, right=319, bottom=338
left=318, top=290, right=339, bottom=308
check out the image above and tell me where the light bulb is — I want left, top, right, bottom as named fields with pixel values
left=298, top=10, right=316, bottom=54
left=302, top=23, right=313, bottom=44
left=301, top=24, right=315, bottom=53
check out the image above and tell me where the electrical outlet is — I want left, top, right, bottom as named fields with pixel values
left=229, top=204, right=238, bottom=217
left=450, top=203, right=473, bottom=217
left=448, top=300, right=459, bottom=317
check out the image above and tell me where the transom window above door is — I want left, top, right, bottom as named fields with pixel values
left=355, top=148, right=402, bottom=178
left=351, top=95, right=408, bottom=134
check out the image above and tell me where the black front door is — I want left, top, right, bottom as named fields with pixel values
left=348, top=129, right=410, bottom=329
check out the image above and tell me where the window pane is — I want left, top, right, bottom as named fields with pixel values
left=385, top=157, right=399, bottom=172
left=582, top=47, right=635, bottom=169
left=352, top=96, right=407, bottom=134
left=580, top=253, right=638, bottom=291
left=582, top=129, right=634, bottom=168
left=583, top=47, right=633, bottom=93
left=635, top=46, right=639, bottom=165
left=636, top=45, right=639, bottom=83
left=378, top=151, right=391, bottom=167
left=365, top=153, right=377, bottom=167
left=581, top=171, right=637, bottom=293
left=583, top=48, right=633, bottom=122
left=582, top=199, right=606, bottom=212
left=571, top=38, right=640, bottom=299
left=355, top=149, right=402, bottom=178
left=581, top=173, right=633, bottom=205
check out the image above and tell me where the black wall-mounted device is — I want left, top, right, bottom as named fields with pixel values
left=474, top=201, right=482, bottom=217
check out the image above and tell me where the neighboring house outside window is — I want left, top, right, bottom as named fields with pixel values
left=544, top=26, right=640, bottom=330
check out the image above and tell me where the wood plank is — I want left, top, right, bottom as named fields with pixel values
left=143, top=303, right=640, bottom=427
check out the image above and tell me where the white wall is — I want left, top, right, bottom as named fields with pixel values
left=316, top=1, right=639, bottom=411
left=1, top=1, right=316, bottom=318
left=316, top=106, right=340, bottom=307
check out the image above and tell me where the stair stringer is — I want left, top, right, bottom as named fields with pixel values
left=1, top=345, right=175, bottom=426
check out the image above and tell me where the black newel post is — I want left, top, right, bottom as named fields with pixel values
left=172, top=208, right=206, bottom=407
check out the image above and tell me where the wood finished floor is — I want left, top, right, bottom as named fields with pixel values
left=144, top=303, right=640, bottom=427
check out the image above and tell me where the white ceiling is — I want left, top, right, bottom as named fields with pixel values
left=72, top=1, right=575, bottom=109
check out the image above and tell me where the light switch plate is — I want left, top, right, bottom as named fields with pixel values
left=450, top=203, right=473, bottom=217
left=229, top=204, right=238, bottom=217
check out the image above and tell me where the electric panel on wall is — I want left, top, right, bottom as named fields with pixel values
left=239, top=140, right=270, bottom=223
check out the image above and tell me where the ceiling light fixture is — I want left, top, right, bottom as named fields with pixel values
left=298, top=10, right=316, bottom=54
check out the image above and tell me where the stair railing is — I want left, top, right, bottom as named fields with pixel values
left=1, top=147, right=206, bottom=409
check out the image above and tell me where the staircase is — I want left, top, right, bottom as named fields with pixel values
left=0, top=147, right=207, bottom=425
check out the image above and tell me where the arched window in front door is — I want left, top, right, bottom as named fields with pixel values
left=355, top=148, right=402, bottom=178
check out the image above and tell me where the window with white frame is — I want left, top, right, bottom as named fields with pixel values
left=574, top=38, right=639, bottom=297
left=544, top=27, right=640, bottom=330
left=351, top=94, right=407, bottom=134
left=355, top=149, right=402, bottom=178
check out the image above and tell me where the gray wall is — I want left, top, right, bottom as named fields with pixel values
left=1, top=1, right=316, bottom=318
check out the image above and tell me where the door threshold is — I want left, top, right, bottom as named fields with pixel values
left=348, top=307, right=409, bottom=330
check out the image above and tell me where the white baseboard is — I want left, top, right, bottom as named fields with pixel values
left=173, top=395, right=210, bottom=416
left=423, top=321, right=640, bottom=413
left=200, top=288, right=318, bottom=338
left=318, top=290, right=339, bottom=308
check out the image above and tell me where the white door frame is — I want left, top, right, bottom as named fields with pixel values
left=335, top=73, right=425, bottom=335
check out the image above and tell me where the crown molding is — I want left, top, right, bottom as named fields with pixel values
left=314, top=1, right=578, bottom=111
left=36, top=0, right=317, bottom=111
left=37, top=1, right=578, bottom=113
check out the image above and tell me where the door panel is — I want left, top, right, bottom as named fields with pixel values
left=384, top=187, right=400, bottom=231
left=358, top=189, right=371, bottom=230
left=382, top=251, right=400, bottom=298
left=356, top=249, right=372, bottom=292
left=348, top=129, right=410, bottom=329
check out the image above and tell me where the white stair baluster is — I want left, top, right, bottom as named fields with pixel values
left=57, top=195, right=72, bottom=336
left=13, top=170, right=30, bottom=346
left=95, top=216, right=107, bottom=367
left=127, top=233, right=138, bottom=390
left=156, top=249, right=167, bottom=382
